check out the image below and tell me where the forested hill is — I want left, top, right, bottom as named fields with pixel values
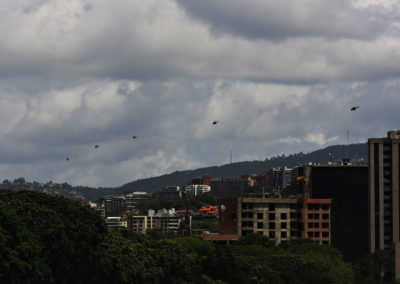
left=119, top=143, right=367, bottom=193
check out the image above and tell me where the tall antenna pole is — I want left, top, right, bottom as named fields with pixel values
left=230, top=149, right=232, bottom=164
left=346, top=124, right=349, bottom=160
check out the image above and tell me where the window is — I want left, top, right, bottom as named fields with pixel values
left=314, top=222, right=319, bottom=228
left=281, top=222, right=287, bottom=229
left=322, top=222, right=329, bottom=228
left=257, top=213, right=263, bottom=219
left=242, top=221, right=253, bottom=228
left=322, top=214, right=329, bottom=220
left=269, top=231, right=275, bottom=239
left=269, top=204, right=275, bottom=211
left=281, top=231, right=287, bottom=238
left=242, top=212, right=253, bottom=218
left=308, top=213, right=313, bottom=219
left=308, top=222, right=314, bottom=228
left=314, top=232, right=320, bottom=237
left=322, top=232, right=329, bottom=238
left=281, top=213, right=287, bottom=220
left=257, top=222, right=263, bottom=229
left=269, top=222, right=275, bottom=229
left=269, top=213, right=275, bottom=220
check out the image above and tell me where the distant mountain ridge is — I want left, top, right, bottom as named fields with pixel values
left=118, top=143, right=367, bottom=194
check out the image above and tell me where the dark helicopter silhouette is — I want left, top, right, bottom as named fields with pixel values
left=66, top=158, right=70, bottom=161
left=350, top=106, right=359, bottom=111
left=212, top=120, right=219, bottom=125
left=132, top=136, right=137, bottom=139
left=94, top=145, right=99, bottom=149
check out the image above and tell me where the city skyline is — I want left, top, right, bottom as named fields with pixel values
left=1, top=0, right=400, bottom=187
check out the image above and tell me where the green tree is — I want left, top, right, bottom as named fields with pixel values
left=0, top=190, right=107, bottom=283
left=0, top=201, right=49, bottom=283
left=354, top=250, right=397, bottom=284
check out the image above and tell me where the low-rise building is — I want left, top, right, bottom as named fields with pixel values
left=106, top=217, right=128, bottom=231
left=185, top=184, right=211, bottom=196
left=130, top=208, right=191, bottom=234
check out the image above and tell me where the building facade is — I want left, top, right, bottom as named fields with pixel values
left=219, top=193, right=331, bottom=245
left=211, top=177, right=252, bottom=197
left=185, top=184, right=211, bottom=196
left=369, top=131, right=400, bottom=279
left=130, top=208, right=191, bottom=234
left=301, top=163, right=369, bottom=262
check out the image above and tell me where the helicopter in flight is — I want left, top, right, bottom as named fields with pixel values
left=350, top=106, right=359, bottom=111
left=212, top=120, right=219, bottom=125
left=94, top=145, right=99, bottom=149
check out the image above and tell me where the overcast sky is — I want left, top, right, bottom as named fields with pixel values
left=1, top=0, right=399, bottom=187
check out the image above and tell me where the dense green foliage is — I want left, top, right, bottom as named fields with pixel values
left=0, top=190, right=107, bottom=283
left=1, top=190, right=398, bottom=283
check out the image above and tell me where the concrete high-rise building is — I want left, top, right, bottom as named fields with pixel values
left=283, top=167, right=293, bottom=190
left=369, top=130, right=400, bottom=279
left=268, top=167, right=283, bottom=191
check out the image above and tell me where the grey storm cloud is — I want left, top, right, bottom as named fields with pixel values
left=0, top=0, right=399, bottom=187
left=175, top=0, right=397, bottom=40
left=0, top=0, right=399, bottom=83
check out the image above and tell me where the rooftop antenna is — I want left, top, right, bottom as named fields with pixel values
left=346, top=124, right=349, bottom=160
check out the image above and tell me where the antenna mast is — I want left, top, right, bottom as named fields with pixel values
left=346, top=124, right=349, bottom=160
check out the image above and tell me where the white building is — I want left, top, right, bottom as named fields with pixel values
left=185, top=184, right=211, bottom=196
left=130, top=208, right=191, bottom=234
left=106, top=217, right=128, bottom=231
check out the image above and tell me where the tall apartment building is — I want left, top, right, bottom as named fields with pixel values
left=268, top=167, right=283, bottom=191
left=283, top=167, right=294, bottom=190
left=125, top=192, right=151, bottom=210
left=369, top=130, right=400, bottom=279
left=103, top=195, right=126, bottom=213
